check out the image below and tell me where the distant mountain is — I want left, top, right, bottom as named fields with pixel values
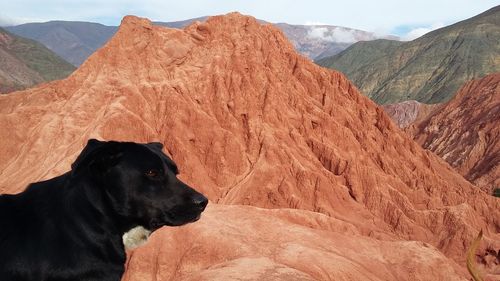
left=5, top=21, right=118, bottom=66
left=317, top=6, right=500, bottom=104
left=0, top=27, right=75, bottom=94
left=6, top=17, right=395, bottom=66
left=274, top=23, right=397, bottom=60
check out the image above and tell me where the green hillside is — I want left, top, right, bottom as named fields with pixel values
left=6, top=21, right=117, bottom=66
left=0, top=28, right=75, bottom=94
left=317, top=6, right=500, bottom=104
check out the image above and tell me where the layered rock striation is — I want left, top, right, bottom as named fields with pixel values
left=411, top=73, right=500, bottom=194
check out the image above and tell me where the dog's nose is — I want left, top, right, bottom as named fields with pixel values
left=192, top=194, right=208, bottom=210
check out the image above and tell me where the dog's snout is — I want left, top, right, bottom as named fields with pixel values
left=191, top=194, right=208, bottom=210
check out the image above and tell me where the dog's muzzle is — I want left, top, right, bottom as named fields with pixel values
left=149, top=194, right=208, bottom=230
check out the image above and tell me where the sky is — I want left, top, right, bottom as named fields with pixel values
left=0, top=0, right=498, bottom=40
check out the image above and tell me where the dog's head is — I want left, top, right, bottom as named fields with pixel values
left=71, top=139, right=208, bottom=231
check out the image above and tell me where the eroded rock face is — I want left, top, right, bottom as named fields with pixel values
left=0, top=13, right=498, bottom=280
left=411, top=73, right=500, bottom=194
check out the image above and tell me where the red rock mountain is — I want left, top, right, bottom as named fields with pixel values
left=0, top=14, right=498, bottom=280
left=411, top=73, right=500, bottom=194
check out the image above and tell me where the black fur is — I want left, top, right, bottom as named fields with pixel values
left=0, top=139, right=208, bottom=281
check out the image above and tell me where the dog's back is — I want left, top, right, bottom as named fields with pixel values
left=0, top=174, right=124, bottom=281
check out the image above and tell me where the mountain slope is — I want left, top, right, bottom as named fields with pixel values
left=318, top=39, right=403, bottom=76
left=317, top=5, right=500, bottom=104
left=0, top=14, right=498, bottom=279
left=0, top=27, right=75, bottom=94
left=410, top=73, right=500, bottom=194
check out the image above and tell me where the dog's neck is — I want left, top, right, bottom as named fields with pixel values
left=67, top=175, right=134, bottom=233
left=60, top=173, right=135, bottom=264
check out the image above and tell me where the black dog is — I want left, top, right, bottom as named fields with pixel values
left=0, top=139, right=208, bottom=281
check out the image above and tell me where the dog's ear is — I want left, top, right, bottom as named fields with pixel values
left=71, top=139, right=105, bottom=172
left=145, top=142, right=178, bottom=174
left=146, top=142, right=179, bottom=175
left=146, top=142, right=163, bottom=151
left=72, top=139, right=123, bottom=176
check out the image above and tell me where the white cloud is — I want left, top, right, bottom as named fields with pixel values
left=402, top=22, right=445, bottom=41
left=307, top=27, right=357, bottom=43
left=308, top=27, right=329, bottom=39
left=372, top=26, right=394, bottom=38
left=304, top=21, right=328, bottom=26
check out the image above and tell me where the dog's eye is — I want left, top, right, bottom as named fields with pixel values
left=145, top=169, right=159, bottom=178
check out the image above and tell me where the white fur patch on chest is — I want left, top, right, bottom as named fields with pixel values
left=122, top=226, right=151, bottom=250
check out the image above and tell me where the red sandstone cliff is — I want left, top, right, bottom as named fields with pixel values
left=0, top=14, right=498, bottom=280
left=411, top=73, right=500, bottom=194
